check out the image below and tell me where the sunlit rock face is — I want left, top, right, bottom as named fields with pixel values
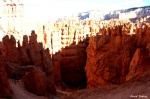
left=85, top=35, right=136, bottom=88
left=85, top=22, right=150, bottom=88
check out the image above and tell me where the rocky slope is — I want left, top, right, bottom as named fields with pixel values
left=9, top=79, right=48, bottom=99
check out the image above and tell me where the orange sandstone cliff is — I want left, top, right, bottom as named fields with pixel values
left=85, top=21, right=150, bottom=88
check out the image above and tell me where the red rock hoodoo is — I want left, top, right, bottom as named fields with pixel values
left=0, top=30, right=56, bottom=96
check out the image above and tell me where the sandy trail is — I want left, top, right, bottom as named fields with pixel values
left=9, top=79, right=73, bottom=99
left=9, top=79, right=48, bottom=99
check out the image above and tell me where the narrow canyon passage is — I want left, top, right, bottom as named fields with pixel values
left=52, top=35, right=90, bottom=89
left=60, top=41, right=88, bottom=88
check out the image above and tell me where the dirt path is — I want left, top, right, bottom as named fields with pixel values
left=9, top=79, right=48, bottom=99
left=9, top=79, right=76, bottom=99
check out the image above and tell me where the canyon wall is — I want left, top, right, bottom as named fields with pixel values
left=85, top=21, right=150, bottom=88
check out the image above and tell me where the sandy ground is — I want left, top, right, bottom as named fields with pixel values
left=9, top=79, right=74, bottom=99
left=9, top=79, right=48, bottom=99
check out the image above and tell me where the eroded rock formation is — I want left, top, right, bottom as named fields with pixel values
left=0, top=30, right=56, bottom=96
left=85, top=21, right=150, bottom=88
left=2, top=35, right=21, bottom=63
